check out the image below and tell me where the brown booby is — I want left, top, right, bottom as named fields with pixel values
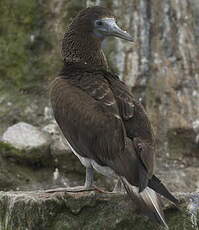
left=50, top=6, right=178, bottom=227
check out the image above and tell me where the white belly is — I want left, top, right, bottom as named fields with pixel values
left=61, top=133, right=117, bottom=178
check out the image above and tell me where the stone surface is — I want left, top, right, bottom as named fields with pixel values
left=0, top=191, right=198, bottom=230
left=2, top=122, right=51, bottom=150
left=157, top=167, right=199, bottom=193
left=1, top=122, right=51, bottom=165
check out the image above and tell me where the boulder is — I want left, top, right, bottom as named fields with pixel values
left=1, top=122, right=52, bottom=166
left=0, top=191, right=198, bottom=230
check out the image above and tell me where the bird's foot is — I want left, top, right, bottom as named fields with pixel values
left=44, top=185, right=109, bottom=194
left=44, top=186, right=93, bottom=193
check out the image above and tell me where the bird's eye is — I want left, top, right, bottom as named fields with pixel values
left=96, top=20, right=103, bottom=26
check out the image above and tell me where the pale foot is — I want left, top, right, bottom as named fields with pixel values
left=44, top=185, right=110, bottom=194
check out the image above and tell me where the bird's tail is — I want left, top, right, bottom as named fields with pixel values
left=122, top=178, right=169, bottom=229
left=148, top=175, right=179, bottom=205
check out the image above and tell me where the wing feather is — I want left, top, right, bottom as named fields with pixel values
left=107, top=76, right=155, bottom=187
left=50, top=71, right=125, bottom=166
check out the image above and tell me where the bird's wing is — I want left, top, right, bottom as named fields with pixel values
left=50, top=71, right=126, bottom=166
left=107, top=76, right=155, bottom=188
left=108, top=79, right=135, bottom=120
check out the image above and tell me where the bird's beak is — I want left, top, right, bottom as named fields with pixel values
left=97, top=18, right=133, bottom=42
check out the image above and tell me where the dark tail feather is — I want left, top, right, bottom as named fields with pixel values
left=148, top=175, right=179, bottom=205
left=122, top=178, right=169, bottom=229
left=138, top=161, right=149, bottom=193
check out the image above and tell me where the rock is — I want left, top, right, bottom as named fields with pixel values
left=42, top=123, right=60, bottom=136
left=0, top=191, right=198, bottom=230
left=44, top=106, right=53, bottom=121
left=167, top=127, right=198, bottom=160
left=0, top=154, right=56, bottom=191
left=0, top=122, right=83, bottom=191
left=0, top=141, right=81, bottom=191
left=193, top=120, right=199, bottom=145
left=2, top=122, right=51, bottom=150
left=42, top=123, right=84, bottom=173
left=157, top=167, right=199, bottom=193
left=1, top=122, right=52, bottom=166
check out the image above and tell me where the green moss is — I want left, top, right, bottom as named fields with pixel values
left=0, top=191, right=197, bottom=230
left=166, top=207, right=198, bottom=230
left=0, top=141, right=23, bottom=158
left=0, top=0, right=54, bottom=89
left=0, top=141, right=52, bottom=167
left=0, top=0, right=117, bottom=90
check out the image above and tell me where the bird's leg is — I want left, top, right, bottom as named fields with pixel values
left=84, top=166, right=94, bottom=188
left=45, top=167, right=95, bottom=193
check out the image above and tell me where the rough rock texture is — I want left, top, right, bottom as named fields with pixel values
left=0, top=191, right=198, bottom=230
left=2, top=122, right=50, bottom=150
left=1, top=122, right=51, bottom=165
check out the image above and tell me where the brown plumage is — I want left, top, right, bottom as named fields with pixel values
left=62, top=7, right=113, bottom=67
left=50, top=6, right=178, bottom=228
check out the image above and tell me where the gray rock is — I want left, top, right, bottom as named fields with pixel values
left=2, top=122, right=51, bottom=150
left=0, top=191, right=198, bottom=230
left=51, top=136, right=70, bottom=156
left=42, top=122, right=60, bottom=136
left=1, top=122, right=52, bottom=165
left=44, top=106, right=53, bottom=121
left=157, top=167, right=199, bottom=193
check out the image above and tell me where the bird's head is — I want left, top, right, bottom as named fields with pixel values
left=70, top=6, right=133, bottom=42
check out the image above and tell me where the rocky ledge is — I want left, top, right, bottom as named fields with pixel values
left=0, top=190, right=198, bottom=230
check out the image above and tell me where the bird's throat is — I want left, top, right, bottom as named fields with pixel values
left=62, top=31, right=108, bottom=68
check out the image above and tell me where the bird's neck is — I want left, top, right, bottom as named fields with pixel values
left=62, top=30, right=108, bottom=69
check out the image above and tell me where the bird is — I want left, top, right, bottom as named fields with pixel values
left=49, top=6, right=178, bottom=228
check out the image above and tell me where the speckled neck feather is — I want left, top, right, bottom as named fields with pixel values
left=62, top=30, right=108, bottom=68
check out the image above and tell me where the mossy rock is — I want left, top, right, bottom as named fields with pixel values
left=0, top=191, right=198, bottom=230
left=0, top=141, right=52, bottom=167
